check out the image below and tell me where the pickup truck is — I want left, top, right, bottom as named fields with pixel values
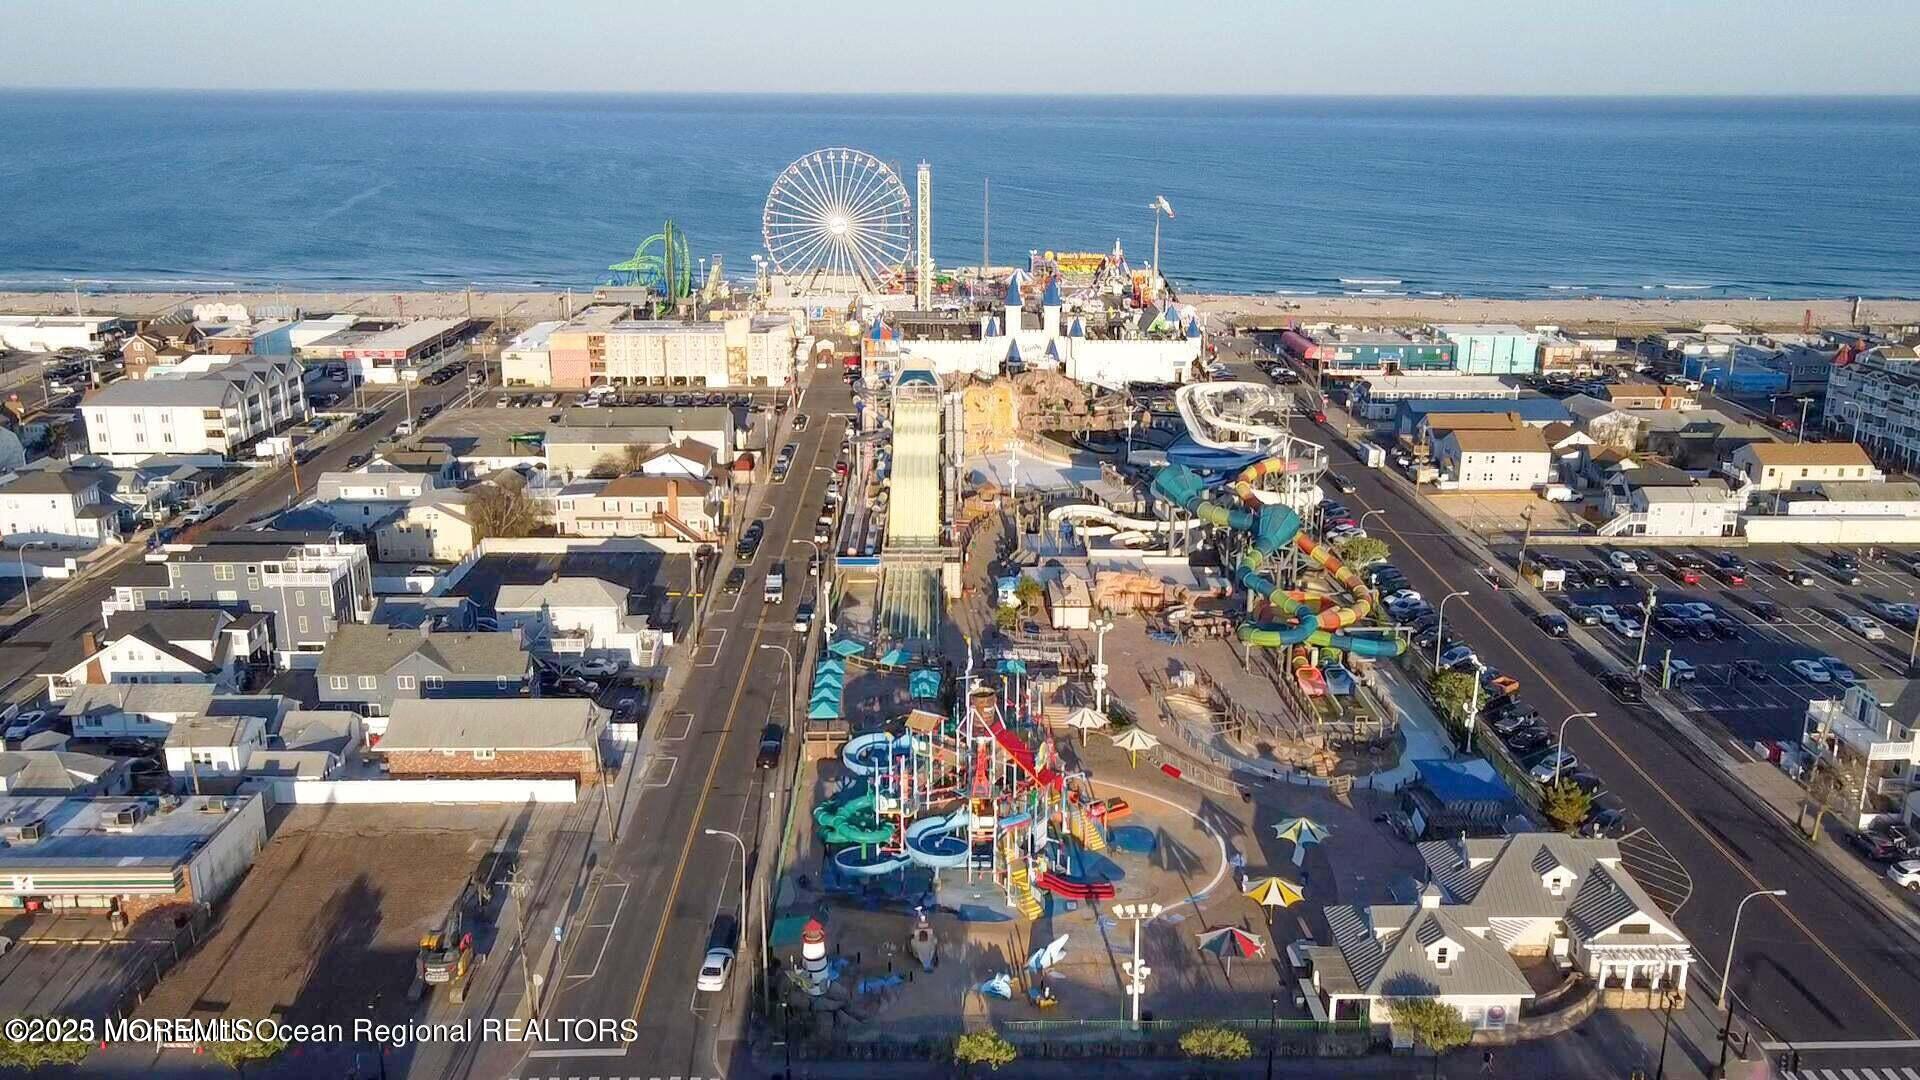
left=764, top=562, right=785, bottom=604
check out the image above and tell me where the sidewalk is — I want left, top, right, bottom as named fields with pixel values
left=1321, top=395, right=1920, bottom=948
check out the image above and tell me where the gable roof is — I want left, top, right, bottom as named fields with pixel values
left=1739, top=441, right=1874, bottom=468
left=0, top=468, right=108, bottom=496
left=1443, top=427, right=1549, bottom=454
left=316, top=626, right=528, bottom=678
left=494, top=576, right=628, bottom=613
left=1423, top=412, right=1523, bottom=434
left=1416, top=834, right=1679, bottom=942
left=598, top=474, right=712, bottom=498
left=0, top=749, right=123, bottom=794
left=378, top=698, right=601, bottom=751
left=1325, top=904, right=1533, bottom=999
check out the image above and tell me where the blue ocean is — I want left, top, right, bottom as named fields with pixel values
left=0, top=91, right=1915, bottom=298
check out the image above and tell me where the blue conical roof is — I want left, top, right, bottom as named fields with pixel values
left=1006, top=339, right=1022, bottom=362
left=985, top=316, right=1002, bottom=337
left=1186, top=317, right=1203, bottom=339
left=869, top=317, right=886, bottom=341
left=1046, top=339, right=1062, bottom=361
left=1041, top=275, right=1062, bottom=307
left=1003, top=276, right=1022, bottom=306
left=1068, top=317, right=1085, bottom=337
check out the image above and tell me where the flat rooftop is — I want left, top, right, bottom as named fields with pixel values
left=1361, top=375, right=1520, bottom=395
left=0, top=793, right=257, bottom=870
left=343, top=317, right=475, bottom=354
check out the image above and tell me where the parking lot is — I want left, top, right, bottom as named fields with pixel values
left=1515, top=542, right=1920, bottom=745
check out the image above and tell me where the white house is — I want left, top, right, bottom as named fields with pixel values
left=41, top=608, right=270, bottom=701
left=1727, top=441, right=1881, bottom=492
left=0, top=468, right=122, bottom=548
left=57, top=684, right=218, bottom=739
left=1627, top=482, right=1739, bottom=538
left=164, top=713, right=269, bottom=782
left=83, top=356, right=307, bottom=463
left=1432, top=427, right=1552, bottom=490
left=492, top=575, right=662, bottom=667
left=499, top=320, right=564, bottom=386
left=1306, top=834, right=1692, bottom=1029
left=311, top=467, right=437, bottom=527
left=374, top=489, right=478, bottom=564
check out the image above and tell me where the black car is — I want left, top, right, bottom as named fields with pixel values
left=1600, top=671, right=1643, bottom=702
left=1851, top=830, right=1904, bottom=862
left=1746, top=598, right=1783, bottom=622
left=1733, top=659, right=1771, bottom=682
left=723, top=567, right=747, bottom=594
left=1711, top=552, right=1747, bottom=571
left=1565, top=603, right=1603, bottom=626
left=1709, top=618, right=1741, bottom=641
left=1688, top=621, right=1717, bottom=642
left=1829, top=551, right=1859, bottom=572
left=736, top=521, right=764, bottom=559
left=1654, top=616, right=1691, bottom=639
left=1327, top=473, right=1358, bottom=494
left=1410, top=613, right=1442, bottom=635
left=1504, top=728, right=1551, bottom=753
left=1535, top=613, right=1569, bottom=637
left=755, top=723, right=785, bottom=769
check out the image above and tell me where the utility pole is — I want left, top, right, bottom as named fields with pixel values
left=496, top=866, right=540, bottom=1020
left=981, top=178, right=990, bottom=283
left=1516, top=506, right=1536, bottom=575
left=1634, top=581, right=1657, bottom=674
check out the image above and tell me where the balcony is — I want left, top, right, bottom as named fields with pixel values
left=1805, top=698, right=1920, bottom=763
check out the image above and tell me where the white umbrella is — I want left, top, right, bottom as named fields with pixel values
left=1109, top=727, right=1160, bottom=768
left=1026, top=933, right=1070, bottom=973
left=1065, top=707, right=1109, bottom=746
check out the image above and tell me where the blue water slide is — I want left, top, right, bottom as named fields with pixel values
left=904, top=811, right=972, bottom=869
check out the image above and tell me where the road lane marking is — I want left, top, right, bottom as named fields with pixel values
left=1367, top=497, right=1920, bottom=1039
left=624, top=410, right=837, bottom=1037
left=641, top=756, right=677, bottom=788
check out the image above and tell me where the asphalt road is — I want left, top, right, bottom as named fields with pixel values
left=1301, top=411, right=1920, bottom=1044
left=508, top=375, right=850, bottom=1080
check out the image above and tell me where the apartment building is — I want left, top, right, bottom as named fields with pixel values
left=1823, top=345, right=1920, bottom=470
left=0, top=468, right=122, bottom=548
left=549, top=475, right=719, bottom=541
left=544, top=316, right=797, bottom=389
left=103, top=533, right=374, bottom=664
left=1431, top=427, right=1553, bottom=490
left=83, top=356, right=307, bottom=463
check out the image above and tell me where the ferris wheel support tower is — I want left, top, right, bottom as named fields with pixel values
left=916, top=161, right=932, bottom=311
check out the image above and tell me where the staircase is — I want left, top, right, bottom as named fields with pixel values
left=1006, top=849, right=1045, bottom=920
left=1072, top=805, right=1108, bottom=853
left=1596, top=511, right=1647, bottom=537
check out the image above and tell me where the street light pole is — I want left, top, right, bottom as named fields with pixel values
left=16, top=541, right=50, bottom=615
left=705, top=828, right=766, bottom=1004
left=1114, top=900, right=1162, bottom=1028
left=1798, top=397, right=1812, bottom=443
left=759, top=643, right=796, bottom=734
left=1634, top=581, right=1658, bottom=674
left=1906, top=592, right=1920, bottom=677
left=1555, top=712, right=1597, bottom=784
left=1265, top=993, right=1279, bottom=1080
left=1433, top=590, right=1470, bottom=668
left=1716, top=888, right=1786, bottom=1077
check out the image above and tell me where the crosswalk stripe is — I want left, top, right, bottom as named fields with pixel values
left=1902, top=1068, right=1920, bottom=1080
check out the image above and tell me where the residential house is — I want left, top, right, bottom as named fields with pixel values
left=0, top=746, right=131, bottom=796
left=0, top=791, right=266, bottom=918
left=1352, top=376, right=1520, bottom=422
left=361, top=447, right=458, bottom=484
left=120, top=321, right=204, bottom=380
left=1306, top=834, right=1692, bottom=1029
left=103, top=532, right=374, bottom=664
left=164, top=713, right=269, bottom=785
left=1822, top=344, right=1920, bottom=463
left=1414, top=411, right=1524, bottom=450
left=1431, top=427, right=1552, bottom=491
left=83, top=356, right=307, bottom=463
left=492, top=576, right=660, bottom=667
left=315, top=624, right=532, bottom=716
left=544, top=405, right=736, bottom=477
left=376, top=698, right=604, bottom=782
left=1618, top=481, right=1739, bottom=538
left=637, top=440, right=724, bottom=482
left=373, top=489, right=478, bottom=564
left=1727, top=441, right=1882, bottom=493
left=1392, top=398, right=1573, bottom=441
left=58, top=684, right=217, bottom=740
left=311, top=467, right=437, bottom=528
left=1804, top=681, right=1920, bottom=830
left=550, top=475, right=719, bottom=541
left=0, top=467, right=123, bottom=548
left=1562, top=395, right=1644, bottom=450
left=247, top=709, right=360, bottom=780
left=42, top=608, right=271, bottom=701
left=1603, top=383, right=1696, bottom=411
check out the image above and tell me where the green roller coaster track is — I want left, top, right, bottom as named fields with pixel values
left=607, top=219, right=692, bottom=307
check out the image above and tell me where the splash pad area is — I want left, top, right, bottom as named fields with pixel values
left=785, top=660, right=1236, bottom=1033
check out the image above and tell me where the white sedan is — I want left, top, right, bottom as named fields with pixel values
left=696, top=946, right=736, bottom=992
left=1888, top=860, right=1920, bottom=890
left=1788, top=659, right=1833, bottom=684
left=1843, top=614, right=1887, bottom=641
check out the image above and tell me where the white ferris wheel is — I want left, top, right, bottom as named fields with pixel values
left=762, top=147, right=913, bottom=291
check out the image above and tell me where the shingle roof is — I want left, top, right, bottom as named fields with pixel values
left=316, top=626, right=528, bottom=678
left=1415, top=834, right=1679, bottom=942
left=58, top=683, right=215, bottom=718
left=0, top=750, right=122, bottom=794
left=1741, top=441, right=1874, bottom=467
left=1444, top=427, right=1549, bottom=453
left=378, top=698, right=601, bottom=751
left=494, top=576, right=628, bottom=613
left=0, top=468, right=108, bottom=496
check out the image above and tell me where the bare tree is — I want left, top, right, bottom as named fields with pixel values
left=469, top=474, right=547, bottom=540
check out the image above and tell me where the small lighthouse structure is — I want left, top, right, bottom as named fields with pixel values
left=801, top=917, right=830, bottom=996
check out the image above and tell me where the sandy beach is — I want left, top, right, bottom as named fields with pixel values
left=4, top=288, right=1918, bottom=334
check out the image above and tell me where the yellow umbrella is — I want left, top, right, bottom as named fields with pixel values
left=1108, top=727, right=1160, bottom=768
left=1244, top=876, right=1306, bottom=908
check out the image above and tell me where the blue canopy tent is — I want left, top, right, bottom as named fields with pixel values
left=828, top=639, right=867, bottom=658
left=878, top=647, right=912, bottom=667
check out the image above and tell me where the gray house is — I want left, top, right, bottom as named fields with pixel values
left=102, top=531, right=374, bottom=664
left=316, top=625, right=533, bottom=716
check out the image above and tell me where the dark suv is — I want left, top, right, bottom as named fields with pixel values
left=755, top=723, right=785, bottom=769
left=736, top=521, right=764, bottom=559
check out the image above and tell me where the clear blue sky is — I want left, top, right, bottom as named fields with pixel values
left=6, top=0, right=1919, bottom=95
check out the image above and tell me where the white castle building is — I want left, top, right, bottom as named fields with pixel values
left=861, top=275, right=1202, bottom=390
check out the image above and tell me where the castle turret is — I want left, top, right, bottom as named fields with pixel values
left=1041, top=275, right=1062, bottom=338
left=1003, top=275, right=1022, bottom=337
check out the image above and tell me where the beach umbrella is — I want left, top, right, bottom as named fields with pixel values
left=1273, top=817, right=1331, bottom=866
left=812, top=668, right=845, bottom=690
left=817, top=657, right=846, bottom=674
left=808, top=700, right=842, bottom=720
left=1064, top=706, right=1109, bottom=746
left=1195, top=926, right=1266, bottom=976
left=1244, top=876, right=1305, bottom=921
left=829, top=638, right=867, bottom=658
left=1109, top=727, right=1160, bottom=768
left=1025, top=933, right=1070, bottom=974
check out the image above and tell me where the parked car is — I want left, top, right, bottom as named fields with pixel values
left=1887, top=860, right=1920, bottom=891
left=1437, top=645, right=1478, bottom=671
left=1851, top=831, right=1905, bottom=863
left=696, top=946, right=736, bottom=991
left=1666, top=561, right=1700, bottom=585
left=1605, top=550, right=1639, bottom=573
left=793, top=601, right=815, bottom=633
left=572, top=658, right=622, bottom=678
left=1746, top=598, right=1783, bottom=622
left=1664, top=658, right=1698, bottom=682
left=1529, top=751, right=1580, bottom=784
left=1504, top=728, right=1551, bottom=753
left=722, top=567, right=747, bottom=595
left=1820, top=656, right=1861, bottom=685
left=1535, top=613, right=1569, bottom=637
left=1788, top=658, right=1833, bottom=683
left=1843, top=614, right=1887, bottom=641
left=1565, top=603, right=1602, bottom=626
left=1732, top=659, right=1772, bottom=682
left=736, top=521, right=765, bottom=559
left=1600, top=671, right=1643, bottom=702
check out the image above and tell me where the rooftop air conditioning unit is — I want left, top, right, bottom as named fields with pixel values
left=108, top=805, right=145, bottom=830
left=17, top=821, right=45, bottom=842
left=197, top=797, right=231, bottom=814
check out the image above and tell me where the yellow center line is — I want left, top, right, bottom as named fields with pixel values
left=1364, top=493, right=1919, bottom=1039
left=624, top=410, right=835, bottom=1030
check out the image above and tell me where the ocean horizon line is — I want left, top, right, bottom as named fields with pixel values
left=5, top=87, right=1920, bottom=104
